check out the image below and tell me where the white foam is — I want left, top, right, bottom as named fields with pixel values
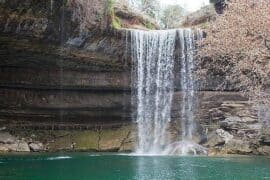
left=88, top=154, right=101, bottom=157
left=163, top=140, right=208, bottom=156
left=47, top=156, right=72, bottom=160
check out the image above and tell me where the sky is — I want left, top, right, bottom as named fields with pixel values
left=159, top=0, right=210, bottom=12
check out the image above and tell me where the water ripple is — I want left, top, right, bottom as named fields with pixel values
left=47, top=156, right=72, bottom=160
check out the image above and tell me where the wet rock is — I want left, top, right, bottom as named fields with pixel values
left=206, top=132, right=225, bottom=147
left=209, top=108, right=225, bottom=123
left=225, top=139, right=252, bottom=154
left=29, top=142, right=44, bottom=152
left=206, top=129, right=233, bottom=147
left=257, top=146, right=270, bottom=155
left=119, top=131, right=137, bottom=152
left=220, top=116, right=251, bottom=130
left=0, top=146, right=9, bottom=152
left=216, top=129, right=233, bottom=143
left=99, top=126, right=134, bottom=152
left=15, top=141, right=30, bottom=152
left=0, top=132, right=16, bottom=144
left=247, top=123, right=262, bottom=130
left=4, top=140, right=30, bottom=152
left=0, top=132, right=33, bottom=152
left=260, top=135, right=270, bottom=146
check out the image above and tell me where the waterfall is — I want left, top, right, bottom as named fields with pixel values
left=50, top=0, right=54, bottom=14
left=130, top=29, right=206, bottom=155
left=179, top=29, right=203, bottom=140
left=131, top=30, right=176, bottom=154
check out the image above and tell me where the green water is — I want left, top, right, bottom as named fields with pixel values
left=0, top=153, right=270, bottom=180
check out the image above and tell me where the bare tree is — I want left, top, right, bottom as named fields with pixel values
left=161, top=5, right=185, bottom=29
left=140, top=0, right=160, bottom=18
left=198, top=0, right=270, bottom=103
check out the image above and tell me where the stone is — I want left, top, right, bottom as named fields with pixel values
left=180, top=4, right=217, bottom=27
left=257, top=146, right=270, bottom=155
left=260, top=135, right=270, bottom=146
left=0, top=127, right=6, bottom=131
left=206, top=129, right=233, bottom=147
left=220, top=116, right=250, bottom=130
left=0, top=132, right=16, bottom=144
left=206, top=132, right=225, bottom=147
left=4, top=140, right=30, bottom=152
left=216, top=129, right=233, bottom=143
left=241, top=117, right=258, bottom=124
left=224, top=116, right=242, bottom=123
left=247, top=123, right=262, bottom=131
left=99, top=126, right=133, bottom=151
left=209, top=108, right=225, bottom=122
left=0, top=145, right=9, bottom=152
left=225, top=139, right=252, bottom=154
left=29, top=142, right=44, bottom=152
left=119, top=131, right=137, bottom=152
left=15, top=141, right=31, bottom=152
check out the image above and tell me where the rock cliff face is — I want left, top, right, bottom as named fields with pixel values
left=0, top=0, right=269, bottom=155
left=0, top=0, right=133, bottom=152
left=180, top=4, right=217, bottom=27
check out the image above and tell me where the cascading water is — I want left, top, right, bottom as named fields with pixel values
left=179, top=29, right=203, bottom=140
left=131, top=30, right=176, bottom=154
left=131, top=28, right=207, bottom=155
left=163, top=29, right=207, bottom=156
left=50, top=0, right=54, bottom=14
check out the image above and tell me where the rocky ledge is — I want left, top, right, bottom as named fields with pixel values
left=0, top=125, right=136, bottom=153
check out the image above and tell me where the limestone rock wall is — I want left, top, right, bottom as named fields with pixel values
left=0, top=0, right=132, bottom=131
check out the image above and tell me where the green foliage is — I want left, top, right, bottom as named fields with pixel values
left=144, top=21, right=155, bottom=30
left=107, top=0, right=122, bottom=29
left=112, top=16, right=121, bottom=29
left=108, top=0, right=114, bottom=14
